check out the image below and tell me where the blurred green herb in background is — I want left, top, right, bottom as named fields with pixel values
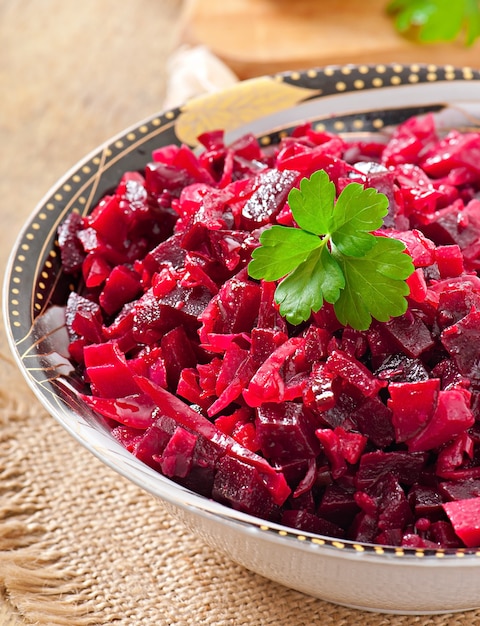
left=387, top=0, right=480, bottom=45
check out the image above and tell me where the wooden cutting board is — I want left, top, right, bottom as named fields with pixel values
left=179, top=0, right=480, bottom=79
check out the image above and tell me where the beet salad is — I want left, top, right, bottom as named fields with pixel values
left=57, top=112, right=480, bottom=550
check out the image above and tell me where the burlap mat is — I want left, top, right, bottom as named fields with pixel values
left=3, top=1, right=480, bottom=624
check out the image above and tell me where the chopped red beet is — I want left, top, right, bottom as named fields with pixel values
left=55, top=114, right=480, bottom=549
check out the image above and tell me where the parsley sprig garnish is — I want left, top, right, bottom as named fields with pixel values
left=248, top=170, right=414, bottom=331
left=387, top=0, right=480, bottom=46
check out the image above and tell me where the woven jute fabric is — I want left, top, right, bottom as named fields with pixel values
left=3, top=1, right=480, bottom=624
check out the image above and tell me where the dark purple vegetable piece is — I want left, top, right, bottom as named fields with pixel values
left=255, top=402, right=320, bottom=465
left=57, top=211, right=86, bottom=273
left=65, top=292, right=104, bottom=344
left=281, top=509, right=345, bottom=538
left=356, top=450, right=427, bottom=489
left=378, top=311, right=435, bottom=359
left=351, top=396, right=395, bottom=448
left=441, top=310, right=480, bottom=381
left=160, top=325, right=198, bottom=391
left=326, top=349, right=386, bottom=398
left=212, top=455, right=281, bottom=519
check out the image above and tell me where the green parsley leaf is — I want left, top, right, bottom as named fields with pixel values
left=332, top=237, right=413, bottom=331
left=330, top=182, right=389, bottom=257
left=247, top=170, right=415, bottom=330
left=248, top=225, right=323, bottom=281
left=387, top=0, right=480, bottom=46
left=288, top=170, right=336, bottom=234
left=275, top=246, right=345, bottom=325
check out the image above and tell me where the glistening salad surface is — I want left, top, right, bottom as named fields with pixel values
left=57, top=113, right=480, bottom=550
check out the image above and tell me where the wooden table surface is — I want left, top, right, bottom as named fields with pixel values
left=179, top=0, right=480, bottom=78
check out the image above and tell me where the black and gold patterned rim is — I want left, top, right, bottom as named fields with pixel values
left=5, top=63, right=480, bottom=559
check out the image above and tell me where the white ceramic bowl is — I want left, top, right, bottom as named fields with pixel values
left=5, top=63, right=480, bottom=614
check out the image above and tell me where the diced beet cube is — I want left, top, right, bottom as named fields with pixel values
left=375, top=353, right=429, bottom=383
left=388, top=378, right=440, bottom=442
left=212, top=455, right=280, bottom=519
left=351, top=395, right=395, bottom=448
left=356, top=450, right=427, bottom=489
left=436, top=432, right=474, bottom=477
left=420, top=130, right=480, bottom=179
left=373, top=474, right=414, bottom=532
left=176, top=368, right=209, bottom=410
left=441, top=310, right=480, bottom=380
left=82, top=253, right=112, bottom=288
left=379, top=311, right=435, bottom=358
left=160, top=426, right=197, bottom=478
left=65, top=292, right=104, bottom=344
left=303, top=363, right=337, bottom=414
left=349, top=510, right=379, bottom=543
left=406, top=389, right=474, bottom=452
left=401, top=534, right=440, bottom=549
left=315, top=429, right=347, bottom=479
left=334, top=427, right=367, bottom=465
left=240, top=169, right=300, bottom=229
left=436, top=285, right=480, bottom=330
left=443, top=498, right=480, bottom=547
left=199, top=274, right=261, bottom=348
left=281, top=510, right=345, bottom=538
left=406, top=268, right=427, bottom=303
left=429, top=520, right=463, bottom=548
left=255, top=402, right=320, bottom=464
left=207, top=355, right=256, bottom=416
left=99, top=265, right=142, bottom=315
left=132, top=420, right=174, bottom=470
left=317, top=484, right=359, bottom=529
left=160, top=325, right=197, bottom=391
left=435, top=245, right=464, bottom=278
left=144, top=161, right=197, bottom=196
left=250, top=328, right=288, bottom=365
left=407, top=484, right=445, bottom=520
left=386, top=228, right=436, bottom=267
left=87, top=195, right=129, bottom=246
left=439, top=478, right=480, bottom=501
left=57, top=211, right=86, bottom=273
left=215, top=345, right=250, bottom=397
left=132, top=285, right=210, bottom=344
left=111, top=425, right=146, bottom=454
